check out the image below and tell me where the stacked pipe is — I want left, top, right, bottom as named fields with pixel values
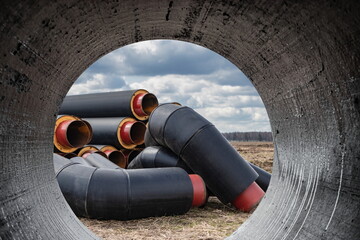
left=54, top=89, right=157, bottom=167
left=53, top=115, right=93, bottom=153
left=54, top=89, right=271, bottom=220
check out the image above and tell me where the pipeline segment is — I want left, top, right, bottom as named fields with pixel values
left=93, top=145, right=127, bottom=168
left=127, top=146, right=193, bottom=173
left=59, top=90, right=159, bottom=120
left=53, top=154, right=206, bottom=220
left=144, top=130, right=271, bottom=191
left=76, top=145, right=107, bottom=158
left=128, top=146, right=271, bottom=192
left=248, top=163, right=271, bottom=192
left=121, top=149, right=142, bottom=166
left=148, top=104, right=264, bottom=212
left=84, top=153, right=121, bottom=169
left=84, top=117, right=146, bottom=149
left=69, top=156, right=92, bottom=166
left=54, top=115, right=93, bottom=153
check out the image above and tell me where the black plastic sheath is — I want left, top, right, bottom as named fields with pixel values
left=249, top=163, right=271, bottom=191
left=59, top=90, right=139, bottom=118
left=70, top=157, right=92, bottom=166
left=128, top=146, right=271, bottom=192
left=84, top=153, right=120, bottom=169
left=53, top=154, right=193, bottom=220
left=148, top=104, right=259, bottom=204
left=128, top=146, right=193, bottom=173
left=144, top=113, right=270, bottom=191
left=83, top=117, right=126, bottom=148
left=144, top=128, right=160, bottom=147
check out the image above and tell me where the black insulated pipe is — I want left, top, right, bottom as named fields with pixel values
left=59, top=90, right=159, bottom=121
left=84, top=117, right=146, bottom=149
left=84, top=153, right=121, bottom=169
left=145, top=129, right=271, bottom=192
left=144, top=128, right=160, bottom=147
left=76, top=145, right=101, bottom=157
left=54, top=115, right=93, bottom=153
left=148, top=104, right=264, bottom=212
left=69, top=156, right=92, bottom=166
left=249, top=163, right=271, bottom=192
left=56, top=152, right=78, bottom=159
left=93, top=145, right=127, bottom=168
left=53, top=154, right=206, bottom=220
left=128, top=146, right=193, bottom=173
left=128, top=146, right=271, bottom=192
left=121, top=149, right=142, bottom=166
left=104, top=150, right=127, bottom=168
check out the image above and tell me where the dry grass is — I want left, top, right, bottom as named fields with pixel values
left=81, top=141, right=274, bottom=239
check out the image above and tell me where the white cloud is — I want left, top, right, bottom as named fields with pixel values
left=68, top=73, right=128, bottom=95
left=130, top=41, right=159, bottom=55
left=68, top=40, right=271, bottom=132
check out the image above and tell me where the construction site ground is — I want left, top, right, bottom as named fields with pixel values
left=80, top=141, right=274, bottom=240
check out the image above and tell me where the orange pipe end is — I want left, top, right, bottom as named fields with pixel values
left=120, top=121, right=146, bottom=146
left=231, top=182, right=265, bottom=212
left=132, top=92, right=159, bottom=117
left=55, top=120, right=73, bottom=148
left=55, top=119, right=92, bottom=149
left=104, top=150, right=127, bottom=168
left=189, top=174, right=207, bottom=207
left=133, top=93, right=147, bottom=117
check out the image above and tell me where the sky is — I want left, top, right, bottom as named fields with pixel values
left=68, top=40, right=270, bottom=132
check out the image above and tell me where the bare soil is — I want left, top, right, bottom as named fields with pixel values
left=81, top=141, right=274, bottom=240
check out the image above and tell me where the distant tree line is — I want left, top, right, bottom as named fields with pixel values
left=222, top=131, right=273, bottom=142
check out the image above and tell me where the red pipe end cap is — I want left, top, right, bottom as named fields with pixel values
left=232, top=182, right=265, bottom=212
left=55, top=120, right=73, bottom=147
left=189, top=174, right=207, bottom=207
left=133, top=93, right=147, bottom=117
left=103, top=150, right=114, bottom=157
left=120, top=121, right=135, bottom=145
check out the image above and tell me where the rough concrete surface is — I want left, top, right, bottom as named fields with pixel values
left=0, top=1, right=359, bottom=239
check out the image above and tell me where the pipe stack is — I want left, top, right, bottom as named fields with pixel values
left=54, top=89, right=271, bottom=220
left=54, top=89, right=158, bottom=167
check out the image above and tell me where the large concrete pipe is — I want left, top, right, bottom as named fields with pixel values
left=0, top=1, right=359, bottom=239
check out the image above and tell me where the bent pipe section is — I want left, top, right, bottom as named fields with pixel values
left=84, top=153, right=121, bottom=169
left=84, top=117, right=146, bottom=149
left=148, top=104, right=264, bottom=211
left=127, top=146, right=193, bottom=173
left=59, top=90, right=159, bottom=121
left=1, top=1, right=360, bottom=239
left=121, top=149, right=142, bottom=165
left=53, top=154, right=202, bottom=220
left=128, top=146, right=271, bottom=192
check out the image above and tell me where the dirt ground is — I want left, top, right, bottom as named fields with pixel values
left=81, top=141, right=274, bottom=240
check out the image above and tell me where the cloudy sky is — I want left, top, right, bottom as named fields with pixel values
left=68, top=40, right=270, bottom=132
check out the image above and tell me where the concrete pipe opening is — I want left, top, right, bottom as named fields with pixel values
left=0, top=1, right=359, bottom=240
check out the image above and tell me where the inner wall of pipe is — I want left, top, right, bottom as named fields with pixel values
left=108, top=151, right=127, bottom=168
left=0, top=1, right=359, bottom=240
left=142, top=93, right=159, bottom=115
left=129, top=122, right=146, bottom=145
left=66, top=121, right=91, bottom=148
